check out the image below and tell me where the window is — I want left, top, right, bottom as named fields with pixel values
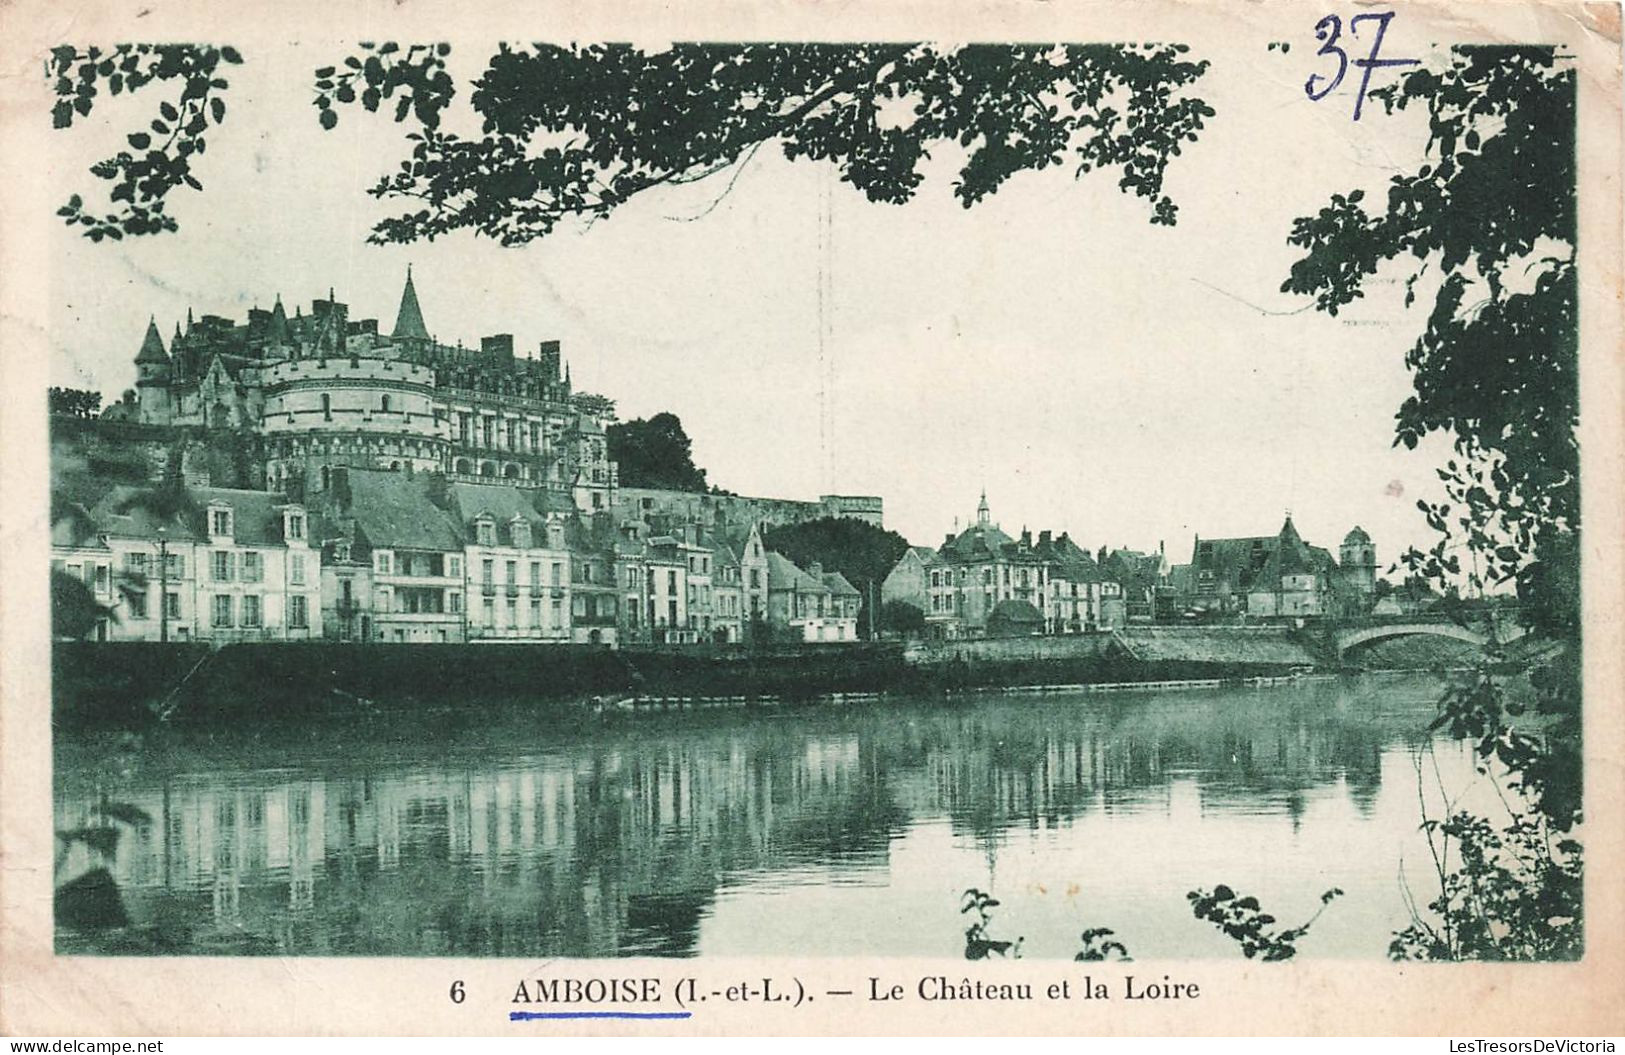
left=551, top=561, right=563, bottom=587
left=507, top=598, right=518, bottom=627
left=449, top=591, right=461, bottom=614
left=482, top=417, right=495, bottom=447
left=124, top=553, right=149, bottom=575
left=242, top=552, right=263, bottom=583
left=165, top=592, right=181, bottom=619
left=529, top=422, right=540, bottom=450
left=93, top=564, right=109, bottom=591
left=288, top=595, right=309, bottom=629
left=211, top=594, right=234, bottom=627
left=667, top=570, right=677, bottom=593
left=482, top=559, right=494, bottom=586
left=335, top=541, right=351, bottom=562
left=447, top=556, right=461, bottom=578
left=530, top=561, right=541, bottom=588
left=380, top=394, right=391, bottom=413
left=505, top=560, right=518, bottom=587
left=127, top=591, right=149, bottom=619
left=483, top=598, right=495, bottom=627
left=553, top=597, right=564, bottom=624
left=376, top=552, right=392, bottom=575
left=321, top=394, right=332, bottom=419
left=210, top=509, right=233, bottom=536
left=291, top=555, right=307, bottom=586
left=476, top=521, right=495, bottom=546
left=512, top=520, right=531, bottom=548
left=211, top=550, right=235, bottom=582
left=530, top=598, right=541, bottom=627
left=241, top=594, right=262, bottom=627
left=750, top=569, right=760, bottom=588
left=286, top=514, right=304, bottom=540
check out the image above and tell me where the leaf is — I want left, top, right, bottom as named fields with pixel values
left=210, top=97, right=226, bottom=123
left=160, top=100, right=178, bottom=121
left=319, top=108, right=338, bottom=131
left=1212, top=884, right=1235, bottom=901
left=221, top=46, right=243, bottom=64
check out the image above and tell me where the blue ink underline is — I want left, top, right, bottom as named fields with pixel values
left=510, top=1010, right=693, bottom=1021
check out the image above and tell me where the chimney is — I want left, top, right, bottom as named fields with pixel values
left=425, top=470, right=450, bottom=509
left=1039, top=530, right=1052, bottom=546
left=809, top=561, right=823, bottom=580
left=481, top=334, right=515, bottom=363
left=944, top=533, right=954, bottom=547
left=539, top=340, right=562, bottom=382
left=330, top=466, right=352, bottom=510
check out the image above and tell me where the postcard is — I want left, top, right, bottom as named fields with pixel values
left=1, top=0, right=1622, bottom=1038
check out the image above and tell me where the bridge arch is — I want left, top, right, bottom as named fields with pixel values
left=1333, top=619, right=1525, bottom=659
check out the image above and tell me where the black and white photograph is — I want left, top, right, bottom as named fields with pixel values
left=2, top=0, right=1622, bottom=1039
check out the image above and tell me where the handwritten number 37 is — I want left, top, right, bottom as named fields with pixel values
left=1306, top=12, right=1420, bottom=121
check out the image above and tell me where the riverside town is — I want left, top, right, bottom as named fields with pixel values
left=52, top=273, right=1506, bottom=660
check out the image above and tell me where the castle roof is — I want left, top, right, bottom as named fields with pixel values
left=1343, top=525, right=1372, bottom=546
left=392, top=267, right=430, bottom=341
left=135, top=318, right=168, bottom=364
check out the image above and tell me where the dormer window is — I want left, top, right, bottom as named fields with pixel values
left=511, top=518, right=532, bottom=549
left=284, top=510, right=305, bottom=540
left=475, top=518, right=496, bottom=547
left=209, top=504, right=233, bottom=538
left=335, top=541, right=351, bottom=562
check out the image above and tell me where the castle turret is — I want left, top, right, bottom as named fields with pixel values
left=134, top=316, right=172, bottom=423
left=268, top=294, right=290, bottom=349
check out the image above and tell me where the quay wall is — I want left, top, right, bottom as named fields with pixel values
left=53, top=629, right=1321, bottom=727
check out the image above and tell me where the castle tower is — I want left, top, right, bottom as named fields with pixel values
left=392, top=265, right=430, bottom=342
left=133, top=316, right=172, bottom=424
left=1340, top=525, right=1377, bottom=595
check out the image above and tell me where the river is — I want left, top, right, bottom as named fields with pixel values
left=53, top=673, right=1489, bottom=959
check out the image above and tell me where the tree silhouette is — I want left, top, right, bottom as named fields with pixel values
left=606, top=412, right=708, bottom=492
left=312, top=42, right=1215, bottom=245
left=48, top=44, right=243, bottom=240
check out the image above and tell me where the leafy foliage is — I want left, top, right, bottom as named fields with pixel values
left=314, top=42, right=1214, bottom=245
left=1281, top=45, right=1582, bottom=962
left=48, top=44, right=243, bottom=240
left=1187, top=884, right=1342, bottom=960
left=606, top=412, right=709, bottom=492
left=1074, top=927, right=1132, bottom=962
left=879, top=599, right=927, bottom=636
left=763, top=517, right=912, bottom=637
left=51, top=569, right=111, bottom=641
left=960, top=888, right=1022, bottom=960
left=49, top=387, right=103, bottom=419
left=1280, top=46, right=1576, bottom=616
left=312, top=42, right=454, bottom=131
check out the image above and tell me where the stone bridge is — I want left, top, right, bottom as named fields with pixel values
left=1330, top=611, right=1527, bottom=660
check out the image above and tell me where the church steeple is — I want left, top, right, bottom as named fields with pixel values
left=392, top=265, right=430, bottom=341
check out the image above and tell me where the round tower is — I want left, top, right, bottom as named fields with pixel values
left=133, top=316, right=172, bottom=424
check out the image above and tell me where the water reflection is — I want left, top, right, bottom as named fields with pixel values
left=55, top=676, right=1445, bottom=957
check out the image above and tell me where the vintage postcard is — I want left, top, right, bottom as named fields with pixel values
left=1, top=0, right=1622, bottom=1039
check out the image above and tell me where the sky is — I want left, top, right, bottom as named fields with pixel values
left=44, top=27, right=1463, bottom=574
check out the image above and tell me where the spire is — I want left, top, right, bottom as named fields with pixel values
left=186, top=307, right=194, bottom=333
left=268, top=294, right=289, bottom=346
left=135, top=316, right=168, bottom=364
left=976, top=489, right=990, bottom=527
left=392, top=265, right=429, bottom=341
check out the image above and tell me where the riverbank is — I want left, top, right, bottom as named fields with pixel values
left=51, top=629, right=1356, bottom=727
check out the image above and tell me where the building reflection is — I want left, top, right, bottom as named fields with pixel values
left=55, top=678, right=1425, bottom=956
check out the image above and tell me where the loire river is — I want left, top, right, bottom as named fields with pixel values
left=54, top=674, right=1485, bottom=959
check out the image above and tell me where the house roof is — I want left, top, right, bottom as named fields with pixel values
left=342, top=469, right=463, bottom=551
left=822, top=570, right=861, bottom=597
left=446, top=481, right=547, bottom=535
left=765, top=551, right=829, bottom=594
